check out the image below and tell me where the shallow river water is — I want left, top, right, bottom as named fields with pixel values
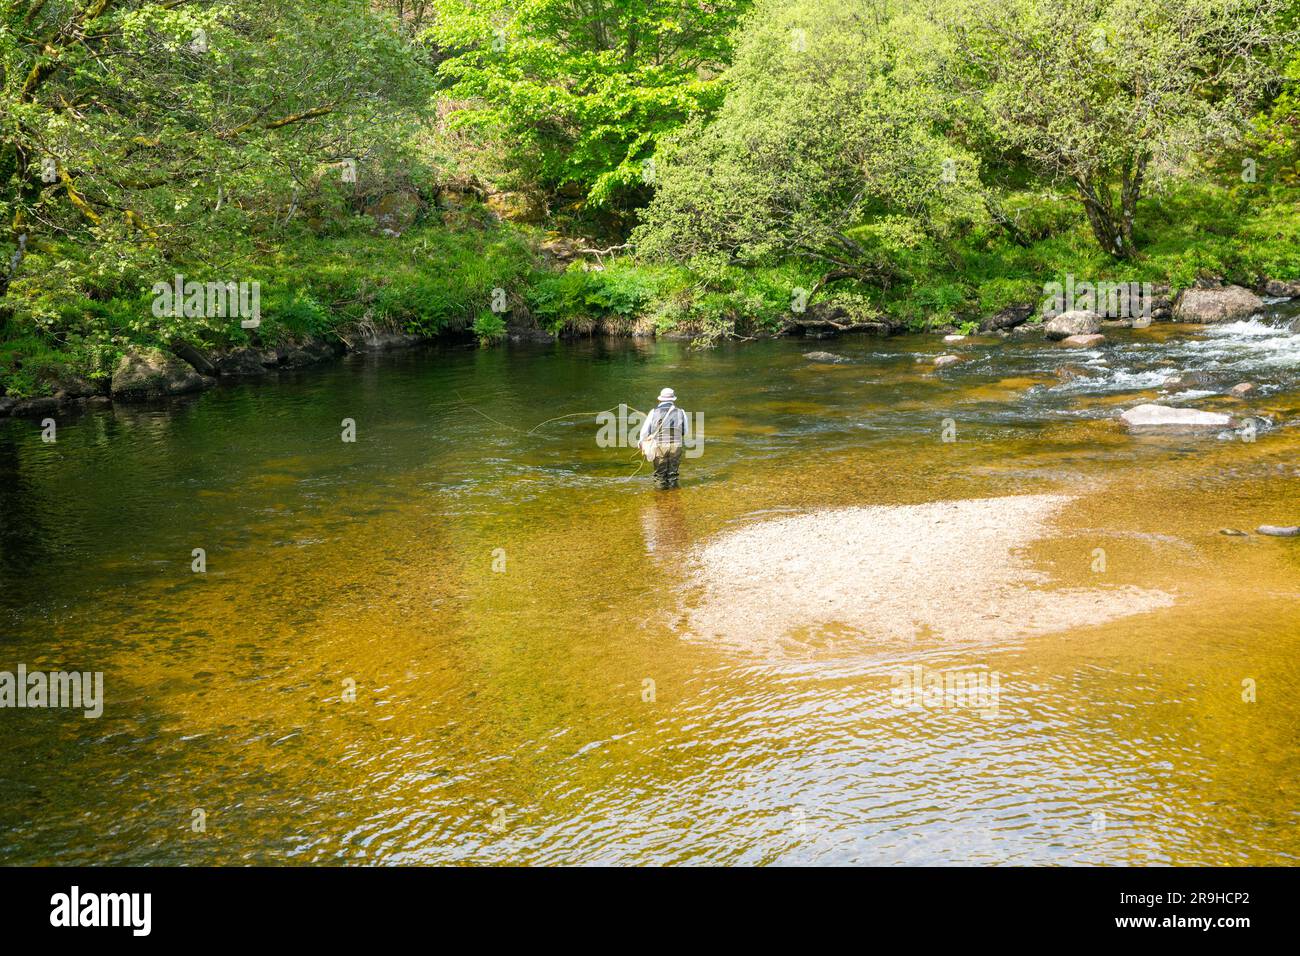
left=2, top=304, right=1299, bottom=865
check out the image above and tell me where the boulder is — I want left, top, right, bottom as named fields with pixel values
left=979, top=304, right=1032, bottom=333
left=271, top=346, right=317, bottom=369
left=213, top=348, right=269, bottom=376
left=9, top=396, right=60, bottom=417
left=933, top=354, right=961, bottom=368
left=1043, top=310, right=1101, bottom=340
left=1149, top=284, right=1173, bottom=321
left=943, top=334, right=967, bottom=343
left=1263, top=279, right=1300, bottom=298
left=803, top=351, right=851, bottom=364
left=0, top=397, right=14, bottom=418
left=485, top=190, right=546, bottom=224
left=1229, top=382, right=1256, bottom=398
left=1060, top=333, right=1106, bottom=348
left=365, top=190, right=422, bottom=236
left=110, top=347, right=210, bottom=401
left=1120, top=404, right=1231, bottom=431
left=1258, top=525, right=1300, bottom=537
left=1165, top=370, right=1215, bottom=389
left=1234, top=415, right=1273, bottom=437
left=1219, top=528, right=1249, bottom=536
left=1172, top=285, right=1263, bottom=323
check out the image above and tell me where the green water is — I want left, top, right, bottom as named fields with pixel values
left=2, top=316, right=1299, bottom=864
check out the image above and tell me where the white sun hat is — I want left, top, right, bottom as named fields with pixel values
left=657, top=388, right=677, bottom=403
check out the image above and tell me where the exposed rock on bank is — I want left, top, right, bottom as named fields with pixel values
left=979, top=304, right=1033, bottom=333
left=1173, top=285, right=1263, bottom=323
left=365, top=190, right=422, bottom=237
left=1263, top=279, right=1300, bottom=298
left=110, top=347, right=212, bottom=401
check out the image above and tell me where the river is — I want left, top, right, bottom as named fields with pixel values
left=2, top=304, right=1299, bottom=864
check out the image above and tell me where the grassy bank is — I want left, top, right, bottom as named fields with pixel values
left=2, top=181, right=1298, bottom=401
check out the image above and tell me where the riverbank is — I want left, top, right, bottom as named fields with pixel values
left=4, top=284, right=1298, bottom=424
left=3, top=183, right=1299, bottom=412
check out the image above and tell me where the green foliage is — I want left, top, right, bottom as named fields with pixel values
left=634, top=0, right=985, bottom=279
left=2, top=0, right=1299, bottom=388
left=425, top=0, right=751, bottom=211
left=941, top=0, right=1294, bottom=257
left=1, top=0, right=433, bottom=382
left=472, top=310, right=507, bottom=345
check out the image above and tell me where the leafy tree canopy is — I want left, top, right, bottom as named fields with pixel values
left=634, top=0, right=984, bottom=286
left=425, top=0, right=752, bottom=212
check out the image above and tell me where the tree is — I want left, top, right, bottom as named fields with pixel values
left=1252, top=0, right=1300, bottom=183
left=1, top=0, right=430, bottom=303
left=941, top=0, right=1293, bottom=258
left=424, top=0, right=751, bottom=215
left=633, top=0, right=983, bottom=290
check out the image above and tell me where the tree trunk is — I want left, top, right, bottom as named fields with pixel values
left=1119, top=155, right=1147, bottom=253
left=1076, top=176, right=1133, bottom=260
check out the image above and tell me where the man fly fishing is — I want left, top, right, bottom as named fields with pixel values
left=638, top=388, right=690, bottom=490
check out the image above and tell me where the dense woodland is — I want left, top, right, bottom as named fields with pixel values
left=1, top=0, right=1298, bottom=396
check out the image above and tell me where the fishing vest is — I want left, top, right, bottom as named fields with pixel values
left=646, top=403, right=687, bottom=446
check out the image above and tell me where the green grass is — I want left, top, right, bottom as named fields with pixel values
left=4, top=180, right=1299, bottom=397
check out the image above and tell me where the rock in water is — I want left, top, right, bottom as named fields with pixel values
left=1263, top=279, right=1300, bottom=298
left=1257, top=525, right=1300, bottom=537
left=933, top=354, right=961, bottom=368
left=1120, top=404, right=1232, bottom=430
left=1229, top=382, right=1256, bottom=397
left=979, top=304, right=1033, bottom=333
left=1165, top=370, right=1215, bottom=389
left=213, top=348, right=268, bottom=376
left=803, top=351, right=851, bottom=364
left=1172, top=286, right=1263, bottom=323
left=943, top=334, right=967, bottom=343
left=1043, top=310, right=1102, bottom=340
left=1219, top=528, right=1249, bottom=536
left=1060, top=333, right=1106, bottom=348
left=110, top=347, right=209, bottom=401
